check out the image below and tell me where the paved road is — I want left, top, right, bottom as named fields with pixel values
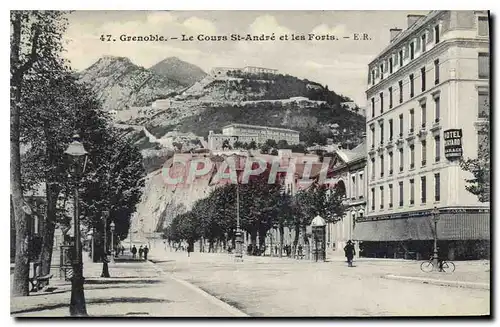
left=150, top=251, right=490, bottom=317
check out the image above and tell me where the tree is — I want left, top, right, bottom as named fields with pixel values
left=248, top=140, right=257, bottom=150
left=460, top=123, right=490, bottom=202
left=11, top=10, right=68, bottom=296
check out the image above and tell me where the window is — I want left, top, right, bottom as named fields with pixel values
left=389, top=119, right=394, bottom=140
left=380, top=186, right=384, bottom=209
left=359, top=173, right=364, bottom=199
left=380, top=63, right=384, bottom=80
left=380, top=155, right=384, bottom=177
left=478, top=16, right=488, bottom=36
left=421, top=67, right=426, bottom=91
left=389, top=57, right=393, bottom=74
left=371, top=70, right=375, bottom=86
left=389, top=184, right=393, bottom=208
left=399, top=80, right=403, bottom=103
left=421, top=176, right=427, bottom=203
left=399, top=181, right=404, bottom=207
left=478, top=91, right=489, bottom=118
left=434, top=24, right=440, bottom=44
left=410, top=42, right=415, bottom=60
left=351, top=175, right=356, bottom=199
left=371, top=98, right=375, bottom=117
left=380, top=92, right=384, bottom=113
left=434, top=96, right=440, bottom=122
left=478, top=53, right=489, bottom=79
left=399, top=148, right=404, bottom=172
left=389, top=152, right=394, bottom=174
left=434, top=173, right=440, bottom=202
left=409, top=109, right=415, bottom=133
left=434, top=59, right=440, bottom=84
left=370, top=124, right=375, bottom=148
left=421, top=33, right=427, bottom=52
left=421, top=102, right=427, bottom=127
left=399, top=114, right=404, bottom=137
left=371, top=187, right=375, bottom=211
left=380, top=121, right=384, bottom=144
left=421, top=140, right=427, bottom=166
left=410, top=145, right=415, bottom=169
left=410, top=74, right=414, bottom=98
left=389, top=87, right=393, bottom=109
left=410, top=179, right=415, bottom=205
left=371, top=158, right=375, bottom=180
left=435, top=135, right=441, bottom=162
left=399, top=50, right=403, bottom=67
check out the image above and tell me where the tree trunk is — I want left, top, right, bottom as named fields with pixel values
left=292, top=223, right=300, bottom=257
left=11, top=60, right=29, bottom=297
left=279, top=224, right=284, bottom=258
left=39, top=184, right=60, bottom=285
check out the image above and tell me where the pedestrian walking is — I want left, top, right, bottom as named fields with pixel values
left=344, top=240, right=356, bottom=267
left=298, top=244, right=303, bottom=259
left=131, top=245, right=137, bottom=258
left=144, top=245, right=149, bottom=260
left=121, top=245, right=125, bottom=255
left=139, top=245, right=144, bottom=259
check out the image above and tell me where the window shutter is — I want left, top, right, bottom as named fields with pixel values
left=415, top=37, right=421, bottom=52
left=403, top=45, right=409, bottom=59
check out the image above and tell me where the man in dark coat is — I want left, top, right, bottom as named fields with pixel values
left=144, top=245, right=149, bottom=260
left=131, top=245, right=137, bottom=259
left=344, top=240, right=356, bottom=267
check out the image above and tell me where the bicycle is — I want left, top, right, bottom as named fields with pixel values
left=420, top=257, right=455, bottom=273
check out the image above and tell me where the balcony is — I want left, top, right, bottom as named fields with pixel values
left=418, top=129, right=428, bottom=139
left=421, top=160, right=427, bottom=167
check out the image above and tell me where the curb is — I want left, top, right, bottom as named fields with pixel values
left=146, top=259, right=249, bottom=317
left=384, top=274, right=490, bottom=290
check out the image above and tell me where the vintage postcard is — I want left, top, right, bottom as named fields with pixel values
left=10, top=10, right=490, bottom=317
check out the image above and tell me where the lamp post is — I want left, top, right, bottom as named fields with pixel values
left=431, top=207, right=440, bottom=270
left=101, top=210, right=110, bottom=277
left=65, top=134, right=88, bottom=316
left=110, top=221, right=115, bottom=264
left=235, top=181, right=243, bottom=262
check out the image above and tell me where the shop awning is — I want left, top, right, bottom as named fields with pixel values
left=354, top=212, right=490, bottom=242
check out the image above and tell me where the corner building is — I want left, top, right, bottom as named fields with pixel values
left=356, top=11, right=490, bottom=260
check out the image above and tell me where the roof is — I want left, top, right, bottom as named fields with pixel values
left=369, top=10, right=436, bottom=66
left=336, top=140, right=367, bottom=164
left=222, top=123, right=300, bottom=134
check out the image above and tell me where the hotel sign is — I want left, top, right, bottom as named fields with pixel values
left=444, top=129, right=463, bottom=160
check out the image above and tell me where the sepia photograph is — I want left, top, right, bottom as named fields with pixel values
left=9, top=9, right=490, bottom=317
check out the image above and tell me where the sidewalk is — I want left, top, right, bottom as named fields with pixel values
left=11, top=251, right=242, bottom=317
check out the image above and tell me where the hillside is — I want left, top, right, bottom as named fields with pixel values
left=149, top=57, right=207, bottom=87
left=79, top=56, right=184, bottom=111
left=144, top=72, right=365, bottom=147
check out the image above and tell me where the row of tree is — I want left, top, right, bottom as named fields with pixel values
left=11, top=11, right=145, bottom=296
left=163, top=164, right=346, bottom=256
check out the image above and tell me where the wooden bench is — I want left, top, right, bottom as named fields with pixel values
left=29, top=273, right=53, bottom=292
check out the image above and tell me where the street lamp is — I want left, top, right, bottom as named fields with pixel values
left=110, top=221, right=115, bottom=264
left=234, top=156, right=244, bottom=262
left=431, top=207, right=440, bottom=270
left=65, top=134, right=88, bottom=316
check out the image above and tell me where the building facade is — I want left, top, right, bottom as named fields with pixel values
left=358, top=11, right=490, bottom=260
left=243, top=66, right=278, bottom=74
left=325, top=142, right=367, bottom=257
left=207, top=130, right=259, bottom=151
left=222, top=123, right=300, bottom=146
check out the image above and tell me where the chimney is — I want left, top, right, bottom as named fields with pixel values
left=390, top=28, right=402, bottom=42
left=407, top=14, right=426, bottom=28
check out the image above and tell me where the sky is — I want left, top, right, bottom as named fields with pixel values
left=62, top=10, right=429, bottom=106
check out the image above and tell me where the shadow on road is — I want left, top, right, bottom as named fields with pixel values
left=85, top=279, right=162, bottom=285
left=12, top=297, right=173, bottom=315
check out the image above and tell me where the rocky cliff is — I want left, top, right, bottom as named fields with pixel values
left=79, top=56, right=186, bottom=111
left=149, top=57, right=207, bottom=87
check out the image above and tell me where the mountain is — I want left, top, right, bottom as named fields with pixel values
left=78, top=56, right=184, bottom=111
left=149, top=57, right=207, bottom=87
